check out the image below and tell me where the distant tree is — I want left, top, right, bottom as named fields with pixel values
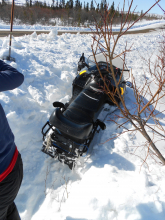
left=104, top=0, right=107, bottom=10
left=74, top=0, right=81, bottom=9
left=110, top=1, right=115, bottom=14
left=90, top=0, right=95, bottom=11
left=78, top=7, right=81, bottom=26
left=43, top=1, right=47, bottom=8
left=96, top=3, right=99, bottom=12
left=25, top=0, right=29, bottom=7
left=100, top=0, right=107, bottom=11
left=66, top=0, right=73, bottom=8
left=86, top=2, right=89, bottom=11
left=100, top=0, right=103, bottom=10
left=71, top=0, right=73, bottom=8
left=52, top=0, right=55, bottom=8
left=56, top=0, right=59, bottom=8
left=2, top=0, right=7, bottom=6
left=30, top=0, right=32, bottom=7
left=0, top=0, right=160, bottom=27
left=75, top=0, right=78, bottom=8
left=62, top=0, right=65, bottom=8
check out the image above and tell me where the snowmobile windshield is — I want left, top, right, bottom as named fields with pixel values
left=88, top=52, right=124, bottom=68
left=87, top=53, right=108, bottom=68
left=87, top=52, right=129, bottom=80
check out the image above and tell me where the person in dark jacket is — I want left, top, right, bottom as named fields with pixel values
left=0, top=59, right=24, bottom=220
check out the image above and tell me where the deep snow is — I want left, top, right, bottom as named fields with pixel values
left=0, top=18, right=165, bottom=32
left=0, top=20, right=165, bottom=220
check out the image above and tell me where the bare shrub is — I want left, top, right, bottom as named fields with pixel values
left=91, top=0, right=165, bottom=165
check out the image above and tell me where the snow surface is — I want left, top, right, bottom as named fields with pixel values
left=0, top=20, right=165, bottom=220
left=0, top=19, right=165, bottom=32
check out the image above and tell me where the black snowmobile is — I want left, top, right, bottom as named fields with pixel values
left=41, top=52, right=129, bottom=169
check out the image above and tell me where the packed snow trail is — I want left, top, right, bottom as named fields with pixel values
left=0, top=21, right=165, bottom=220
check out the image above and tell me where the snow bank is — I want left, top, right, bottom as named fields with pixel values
left=0, top=19, right=165, bottom=32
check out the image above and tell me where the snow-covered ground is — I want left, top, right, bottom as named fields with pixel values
left=0, top=19, right=165, bottom=32
left=0, top=20, right=165, bottom=220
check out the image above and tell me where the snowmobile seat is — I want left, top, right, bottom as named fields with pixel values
left=49, top=108, right=93, bottom=140
left=49, top=79, right=107, bottom=141
left=64, top=80, right=107, bottom=123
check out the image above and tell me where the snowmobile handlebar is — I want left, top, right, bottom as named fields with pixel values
left=53, top=101, right=66, bottom=109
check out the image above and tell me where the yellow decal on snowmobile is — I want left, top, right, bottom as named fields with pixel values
left=120, top=87, right=124, bottom=95
left=79, top=70, right=87, bottom=75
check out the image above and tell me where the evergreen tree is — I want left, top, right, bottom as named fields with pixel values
left=43, top=1, right=47, bottom=8
left=96, top=3, right=99, bottom=12
left=70, top=0, right=73, bottom=8
left=56, top=0, right=59, bottom=8
left=110, top=1, right=115, bottom=13
left=2, top=0, right=7, bottom=5
left=52, top=0, right=55, bottom=8
left=75, top=0, right=78, bottom=9
left=66, top=0, right=73, bottom=9
left=86, top=2, right=89, bottom=11
left=25, top=0, right=29, bottom=7
left=30, top=0, right=32, bottom=7
left=100, top=0, right=103, bottom=10
left=59, top=0, right=62, bottom=8
left=104, top=0, right=107, bottom=10
left=90, top=0, right=94, bottom=10
left=75, top=0, right=81, bottom=9
left=62, top=0, right=65, bottom=8
left=110, top=1, right=115, bottom=15
left=100, top=0, right=106, bottom=10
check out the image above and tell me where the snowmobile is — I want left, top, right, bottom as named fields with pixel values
left=41, top=52, right=129, bottom=169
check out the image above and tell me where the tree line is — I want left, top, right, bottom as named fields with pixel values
left=0, top=0, right=160, bottom=26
